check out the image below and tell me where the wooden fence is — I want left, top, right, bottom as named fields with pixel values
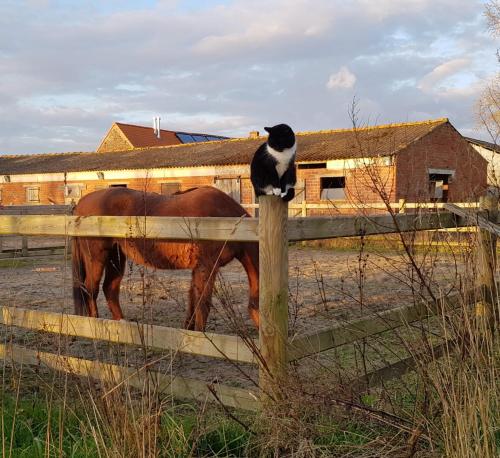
left=0, top=197, right=497, bottom=411
left=242, top=199, right=479, bottom=217
left=0, top=201, right=479, bottom=258
left=0, top=205, right=71, bottom=259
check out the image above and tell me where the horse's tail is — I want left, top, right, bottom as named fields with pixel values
left=236, top=241, right=260, bottom=327
left=72, top=237, right=87, bottom=315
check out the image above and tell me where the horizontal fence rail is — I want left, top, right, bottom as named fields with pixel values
left=0, top=215, right=259, bottom=242
left=0, top=205, right=72, bottom=215
left=0, top=211, right=476, bottom=242
left=0, top=307, right=258, bottom=364
left=288, top=291, right=464, bottom=361
left=242, top=201, right=479, bottom=217
left=287, top=212, right=467, bottom=241
left=0, top=343, right=259, bottom=411
left=0, top=202, right=477, bottom=216
left=0, top=247, right=67, bottom=259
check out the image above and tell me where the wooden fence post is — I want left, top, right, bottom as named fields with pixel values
left=476, top=194, right=498, bottom=337
left=258, top=195, right=289, bottom=402
left=21, top=236, right=28, bottom=257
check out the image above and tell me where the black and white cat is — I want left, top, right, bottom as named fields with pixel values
left=250, top=124, right=297, bottom=202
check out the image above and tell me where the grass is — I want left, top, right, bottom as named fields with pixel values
left=1, top=385, right=390, bottom=457
left=1, top=392, right=98, bottom=457
left=1, top=391, right=246, bottom=457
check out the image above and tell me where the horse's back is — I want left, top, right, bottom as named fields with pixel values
left=74, top=186, right=248, bottom=218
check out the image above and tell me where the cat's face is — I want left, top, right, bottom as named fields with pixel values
left=264, top=124, right=295, bottom=151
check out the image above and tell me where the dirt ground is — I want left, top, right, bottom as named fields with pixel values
left=0, top=236, right=466, bottom=387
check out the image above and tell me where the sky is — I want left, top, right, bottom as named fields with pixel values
left=0, top=0, right=498, bottom=155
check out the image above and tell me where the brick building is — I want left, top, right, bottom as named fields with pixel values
left=0, top=118, right=487, bottom=213
left=466, top=137, right=500, bottom=190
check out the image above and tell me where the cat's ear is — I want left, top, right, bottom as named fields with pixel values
left=264, top=126, right=272, bottom=134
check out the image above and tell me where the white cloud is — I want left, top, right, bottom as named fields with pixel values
left=192, top=0, right=334, bottom=57
left=0, top=0, right=496, bottom=154
left=326, top=67, right=356, bottom=90
left=418, top=58, right=470, bottom=92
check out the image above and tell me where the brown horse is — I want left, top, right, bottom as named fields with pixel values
left=72, top=186, right=259, bottom=331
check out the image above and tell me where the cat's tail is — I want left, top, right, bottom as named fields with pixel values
left=282, top=187, right=295, bottom=202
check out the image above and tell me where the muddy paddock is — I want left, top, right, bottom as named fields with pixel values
left=0, top=236, right=468, bottom=388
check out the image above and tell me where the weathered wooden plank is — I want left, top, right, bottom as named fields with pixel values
left=1, top=202, right=477, bottom=216
left=241, top=202, right=479, bottom=211
left=352, top=338, right=457, bottom=390
left=444, top=202, right=500, bottom=237
left=0, top=215, right=259, bottom=242
left=0, top=210, right=484, bottom=243
left=287, top=212, right=464, bottom=241
left=0, top=343, right=259, bottom=411
left=288, top=293, right=462, bottom=361
left=0, top=205, right=71, bottom=215
left=21, top=236, right=28, bottom=256
left=0, top=307, right=258, bottom=364
left=258, top=196, right=289, bottom=399
left=0, top=247, right=66, bottom=259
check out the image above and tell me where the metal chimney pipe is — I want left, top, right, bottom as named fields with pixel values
left=157, top=117, right=161, bottom=139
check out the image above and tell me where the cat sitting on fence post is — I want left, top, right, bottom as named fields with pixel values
left=250, top=124, right=297, bottom=202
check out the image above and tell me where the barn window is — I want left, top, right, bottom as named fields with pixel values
left=109, top=184, right=127, bottom=188
left=214, top=177, right=241, bottom=203
left=161, top=182, right=181, bottom=196
left=26, top=187, right=40, bottom=203
left=428, top=170, right=454, bottom=202
left=320, top=176, right=345, bottom=200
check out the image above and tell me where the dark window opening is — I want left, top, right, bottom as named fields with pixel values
left=429, top=173, right=450, bottom=202
left=298, top=163, right=327, bottom=169
left=110, top=184, right=127, bottom=188
left=320, top=176, right=345, bottom=200
left=161, top=182, right=181, bottom=196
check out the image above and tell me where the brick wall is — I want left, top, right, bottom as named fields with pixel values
left=97, top=125, right=131, bottom=153
left=293, top=165, right=395, bottom=215
left=0, top=176, right=219, bottom=206
left=0, top=166, right=393, bottom=213
left=0, top=182, right=65, bottom=205
left=395, top=123, right=487, bottom=202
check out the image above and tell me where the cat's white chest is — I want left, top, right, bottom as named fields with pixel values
left=267, top=143, right=296, bottom=178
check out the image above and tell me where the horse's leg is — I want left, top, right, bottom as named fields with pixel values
left=186, top=265, right=216, bottom=331
left=82, top=253, right=106, bottom=318
left=103, top=244, right=126, bottom=320
left=236, top=242, right=260, bottom=328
